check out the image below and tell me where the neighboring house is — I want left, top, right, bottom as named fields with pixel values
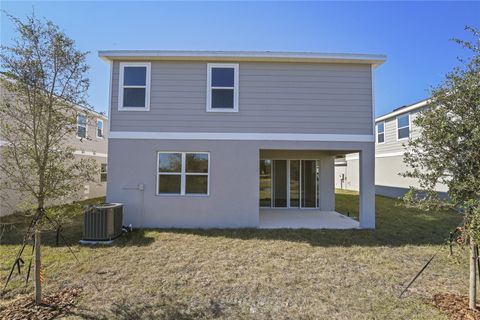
left=335, top=98, right=448, bottom=198
left=99, top=50, right=385, bottom=229
left=0, top=80, right=109, bottom=216
left=70, top=109, right=109, bottom=200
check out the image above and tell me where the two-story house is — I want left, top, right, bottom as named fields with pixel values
left=335, top=98, right=448, bottom=198
left=71, top=108, right=109, bottom=200
left=0, top=79, right=109, bottom=216
left=99, top=50, right=386, bottom=229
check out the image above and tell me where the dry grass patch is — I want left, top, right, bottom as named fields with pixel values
left=0, top=192, right=468, bottom=319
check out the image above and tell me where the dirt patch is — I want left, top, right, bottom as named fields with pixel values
left=0, top=287, right=81, bottom=320
left=434, top=292, right=480, bottom=320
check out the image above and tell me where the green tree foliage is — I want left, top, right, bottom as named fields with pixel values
left=402, top=26, right=480, bottom=308
left=0, top=12, right=97, bottom=214
left=403, top=27, right=480, bottom=229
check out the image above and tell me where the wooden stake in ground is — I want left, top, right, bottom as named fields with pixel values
left=470, top=238, right=477, bottom=310
left=34, top=229, right=41, bottom=305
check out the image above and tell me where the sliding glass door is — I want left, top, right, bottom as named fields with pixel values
left=259, top=160, right=272, bottom=207
left=290, top=160, right=300, bottom=208
left=273, top=160, right=288, bottom=207
left=301, top=160, right=317, bottom=208
left=260, top=159, right=319, bottom=208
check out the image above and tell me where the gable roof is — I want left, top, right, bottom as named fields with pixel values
left=98, top=50, right=386, bottom=67
left=375, top=98, right=430, bottom=122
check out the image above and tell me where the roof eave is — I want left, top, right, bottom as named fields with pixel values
left=98, top=50, right=386, bottom=67
left=375, top=99, right=430, bottom=122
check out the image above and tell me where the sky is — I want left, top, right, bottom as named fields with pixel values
left=1, top=1, right=479, bottom=117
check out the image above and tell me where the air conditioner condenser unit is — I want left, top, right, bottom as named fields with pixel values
left=81, top=203, right=123, bottom=243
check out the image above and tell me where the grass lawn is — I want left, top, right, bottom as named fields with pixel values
left=0, top=191, right=468, bottom=319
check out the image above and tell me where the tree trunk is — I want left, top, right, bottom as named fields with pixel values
left=470, top=238, right=478, bottom=310
left=34, top=229, right=42, bottom=305
left=56, top=225, right=61, bottom=247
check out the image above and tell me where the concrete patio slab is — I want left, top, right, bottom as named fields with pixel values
left=259, top=209, right=359, bottom=229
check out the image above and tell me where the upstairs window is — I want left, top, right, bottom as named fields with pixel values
left=206, top=63, right=239, bottom=112
left=397, top=113, right=410, bottom=140
left=119, top=62, right=151, bottom=111
left=77, top=114, right=87, bottom=138
left=376, top=122, right=385, bottom=144
left=96, top=119, right=104, bottom=138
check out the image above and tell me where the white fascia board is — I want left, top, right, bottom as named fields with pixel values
left=376, top=151, right=404, bottom=158
left=0, top=143, right=107, bottom=158
left=375, top=99, right=430, bottom=123
left=98, top=50, right=386, bottom=67
left=109, top=131, right=375, bottom=142
left=345, top=154, right=360, bottom=161
left=74, top=105, right=108, bottom=120
left=73, top=150, right=108, bottom=158
left=346, top=151, right=405, bottom=161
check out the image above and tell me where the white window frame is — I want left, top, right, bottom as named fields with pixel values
left=76, top=114, right=87, bottom=139
left=96, top=118, right=104, bottom=139
left=396, top=113, right=411, bottom=141
left=156, top=151, right=210, bottom=196
left=118, top=62, right=151, bottom=111
left=376, top=121, right=385, bottom=144
left=100, top=163, right=107, bottom=182
left=206, top=63, right=239, bottom=113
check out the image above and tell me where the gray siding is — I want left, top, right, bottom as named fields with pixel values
left=376, top=108, right=423, bottom=154
left=110, top=61, right=373, bottom=134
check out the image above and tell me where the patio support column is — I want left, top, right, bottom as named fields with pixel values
left=359, top=145, right=375, bottom=229
left=319, top=155, right=335, bottom=211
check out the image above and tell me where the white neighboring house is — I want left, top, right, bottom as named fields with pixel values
left=0, top=80, right=109, bottom=216
left=335, top=98, right=448, bottom=198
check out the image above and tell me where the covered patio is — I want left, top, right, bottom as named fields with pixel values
left=259, top=147, right=374, bottom=229
left=259, top=208, right=359, bottom=229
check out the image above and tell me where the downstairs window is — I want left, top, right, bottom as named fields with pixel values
left=100, top=163, right=107, bottom=182
left=157, top=152, right=209, bottom=196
